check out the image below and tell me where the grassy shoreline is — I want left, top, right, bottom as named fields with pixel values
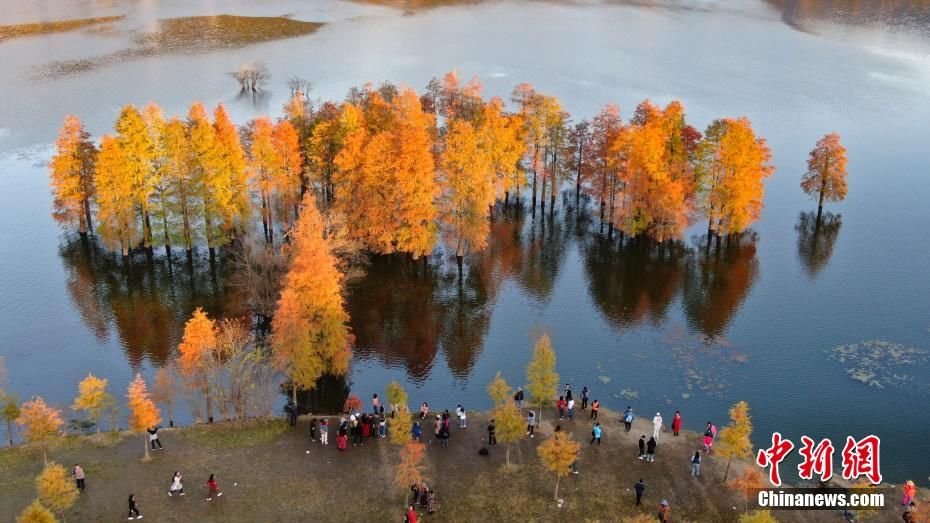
left=0, top=408, right=916, bottom=522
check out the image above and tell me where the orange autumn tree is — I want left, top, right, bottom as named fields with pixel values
left=187, top=102, right=229, bottom=253
left=537, top=431, right=581, bottom=501
left=160, top=117, right=198, bottom=253
left=801, top=132, right=848, bottom=220
left=272, top=194, right=351, bottom=402
left=393, top=441, right=426, bottom=506
left=142, top=104, right=174, bottom=252
left=49, top=115, right=97, bottom=236
left=71, top=373, right=115, bottom=434
left=16, top=397, right=63, bottom=465
left=307, top=102, right=344, bottom=202
left=588, top=104, right=624, bottom=227
left=114, top=105, right=157, bottom=250
left=126, top=373, right=161, bottom=460
left=272, top=120, right=303, bottom=225
left=696, top=118, right=774, bottom=237
left=246, top=116, right=283, bottom=244
left=439, top=119, right=495, bottom=265
left=35, top=462, right=78, bottom=520
left=481, top=97, right=525, bottom=204
left=213, top=104, right=250, bottom=233
left=94, top=135, right=139, bottom=256
left=177, top=307, right=218, bottom=423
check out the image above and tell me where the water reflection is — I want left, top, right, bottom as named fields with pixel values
left=517, top=209, right=570, bottom=304
left=58, top=234, right=246, bottom=367
left=795, top=211, right=842, bottom=280
left=681, top=233, right=760, bottom=339
left=764, top=0, right=930, bottom=33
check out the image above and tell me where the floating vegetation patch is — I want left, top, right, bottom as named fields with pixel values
left=658, top=324, right=746, bottom=399
left=617, top=388, right=639, bottom=400
left=825, top=340, right=929, bottom=389
left=597, top=375, right=611, bottom=384
left=33, top=15, right=323, bottom=79
left=0, top=16, right=124, bottom=42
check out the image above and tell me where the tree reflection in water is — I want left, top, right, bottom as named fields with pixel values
left=795, top=211, right=842, bottom=280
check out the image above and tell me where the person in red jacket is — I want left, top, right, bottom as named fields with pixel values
left=205, top=473, right=222, bottom=501
left=672, top=411, right=682, bottom=437
left=556, top=396, right=567, bottom=419
left=405, top=504, right=418, bottom=523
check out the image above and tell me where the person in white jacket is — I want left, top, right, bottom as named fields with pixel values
left=652, top=413, right=663, bottom=442
left=168, top=471, right=184, bottom=496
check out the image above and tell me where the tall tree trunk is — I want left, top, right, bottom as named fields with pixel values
left=554, top=474, right=560, bottom=501
left=83, top=196, right=94, bottom=233
left=817, top=187, right=826, bottom=222
left=143, top=434, right=149, bottom=460
left=205, top=385, right=214, bottom=423
left=722, top=455, right=732, bottom=483
left=5, top=419, right=13, bottom=446
left=506, top=444, right=511, bottom=467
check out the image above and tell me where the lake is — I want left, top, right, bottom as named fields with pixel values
left=0, top=0, right=928, bottom=485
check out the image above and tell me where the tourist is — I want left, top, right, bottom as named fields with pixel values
left=526, top=410, right=536, bottom=437
left=487, top=419, right=497, bottom=446
left=337, top=431, right=348, bottom=450
left=903, top=502, right=918, bottom=523
left=704, top=422, right=717, bottom=453
left=420, top=402, right=429, bottom=420
left=127, top=493, right=142, bottom=520
left=623, top=407, right=635, bottom=432
left=434, top=415, right=442, bottom=443
left=638, top=434, right=646, bottom=459
left=309, top=418, right=318, bottom=442
left=653, top=412, right=663, bottom=442
left=360, top=413, right=371, bottom=440
left=902, top=480, right=917, bottom=506
left=672, top=410, right=682, bottom=437
left=564, top=383, right=572, bottom=401
left=646, top=436, right=657, bottom=462
left=557, top=396, right=566, bottom=419
left=580, top=386, right=589, bottom=410
left=514, top=387, right=524, bottom=409
left=691, top=451, right=702, bottom=476
left=634, top=479, right=646, bottom=506
left=412, top=421, right=422, bottom=441
left=439, top=421, right=450, bottom=447
left=567, top=397, right=575, bottom=420
left=320, top=419, right=329, bottom=445
left=379, top=414, right=387, bottom=438
left=147, top=426, right=163, bottom=450
left=406, top=504, right=418, bottom=523
left=590, top=399, right=600, bottom=420
left=169, top=471, right=184, bottom=496
left=456, top=405, right=467, bottom=428
left=591, top=422, right=602, bottom=445
left=372, top=393, right=380, bottom=413
left=555, top=425, right=579, bottom=473
left=285, top=399, right=297, bottom=427
left=658, top=500, right=671, bottom=522
left=72, top=463, right=85, bottom=491
left=205, top=473, right=222, bottom=501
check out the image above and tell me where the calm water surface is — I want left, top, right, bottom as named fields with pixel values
left=1, top=0, right=928, bottom=484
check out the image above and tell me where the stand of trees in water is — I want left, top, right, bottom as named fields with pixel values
left=48, top=71, right=848, bottom=410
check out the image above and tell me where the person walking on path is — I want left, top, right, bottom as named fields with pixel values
left=564, top=383, right=572, bottom=401
left=412, top=421, right=422, bottom=441
left=590, top=422, right=602, bottom=445
left=205, top=473, right=222, bottom=501
left=514, top=387, right=524, bottom=409
left=902, top=480, right=917, bottom=506
left=652, top=413, right=663, bottom=442
left=634, top=479, right=646, bottom=506
left=147, top=426, right=163, bottom=450
left=672, top=411, right=682, bottom=437
left=638, top=434, right=647, bottom=459
left=580, top=386, right=589, bottom=410
left=646, top=436, right=657, bottom=462
left=526, top=410, right=537, bottom=437
left=285, top=399, right=297, bottom=427
left=590, top=399, right=600, bottom=420
left=379, top=414, right=387, bottom=438
left=420, top=402, right=429, bottom=420
left=691, top=451, right=702, bottom=476
left=623, top=407, right=635, bottom=432
left=169, top=471, right=184, bottom=496
left=456, top=405, right=467, bottom=428
left=72, top=464, right=85, bottom=491
left=557, top=396, right=566, bottom=419
left=309, top=419, right=318, bottom=442
left=127, top=494, right=142, bottom=520
left=487, top=419, right=497, bottom=446
left=658, top=500, right=671, bottom=522
left=320, top=419, right=329, bottom=445
left=704, top=422, right=717, bottom=453
left=567, top=398, right=575, bottom=420
left=406, top=505, right=418, bottom=523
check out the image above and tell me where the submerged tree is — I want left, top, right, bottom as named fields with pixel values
left=801, top=132, right=848, bottom=221
left=94, top=135, right=139, bottom=257
left=272, top=194, right=352, bottom=402
left=49, top=116, right=97, bottom=236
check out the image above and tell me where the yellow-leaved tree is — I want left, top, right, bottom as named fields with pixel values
left=16, top=500, right=57, bottom=523
left=272, top=193, right=351, bottom=402
left=71, top=373, right=115, bottom=434
left=94, top=135, right=139, bottom=256
left=114, top=105, right=156, bottom=250
left=730, top=468, right=766, bottom=514
left=525, top=334, right=559, bottom=424
left=493, top=400, right=524, bottom=467
left=386, top=381, right=411, bottom=446
left=177, top=307, right=218, bottom=423
left=801, top=132, right=848, bottom=221
left=16, top=397, right=63, bottom=465
left=213, top=104, right=251, bottom=233
left=393, top=441, right=426, bottom=506
left=739, top=510, right=778, bottom=523
left=126, top=373, right=161, bottom=460
left=486, top=371, right=511, bottom=406
left=272, top=120, right=303, bottom=226
left=716, top=400, right=753, bottom=483
left=187, top=102, right=228, bottom=253
left=49, top=115, right=97, bottom=236
left=35, top=463, right=78, bottom=521
left=537, top=431, right=580, bottom=500
left=246, top=116, right=283, bottom=244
